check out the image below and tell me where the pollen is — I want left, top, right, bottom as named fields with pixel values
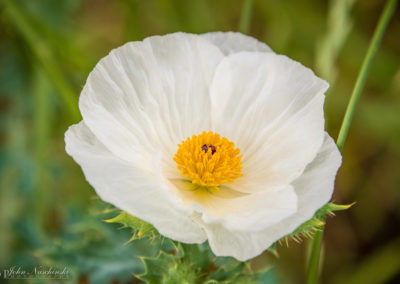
left=173, top=131, right=243, bottom=188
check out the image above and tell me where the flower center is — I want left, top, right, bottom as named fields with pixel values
left=173, top=131, right=243, bottom=188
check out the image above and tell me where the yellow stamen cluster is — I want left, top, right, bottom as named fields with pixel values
left=173, top=131, right=243, bottom=188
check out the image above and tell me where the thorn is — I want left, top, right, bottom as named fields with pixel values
left=124, top=235, right=136, bottom=245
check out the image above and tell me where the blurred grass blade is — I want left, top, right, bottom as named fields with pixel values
left=238, top=0, right=254, bottom=34
left=32, top=66, right=52, bottom=218
left=2, top=0, right=80, bottom=122
left=307, top=0, right=398, bottom=283
left=315, top=0, right=355, bottom=85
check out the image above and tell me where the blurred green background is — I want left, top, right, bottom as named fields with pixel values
left=0, top=0, right=399, bottom=283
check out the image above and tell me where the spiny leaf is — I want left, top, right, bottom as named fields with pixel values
left=282, top=202, right=354, bottom=243
left=136, top=242, right=267, bottom=284
left=315, top=202, right=355, bottom=219
left=291, top=217, right=325, bottom=237
left=266, top=244, right=279, bottom=258
left=179, top=243, right=210, bottom=270
left=137, top=251, right=197, bottom=284
left=105, top=211, right=159, bottom=241
left=210, top=258, right=258, bottom=283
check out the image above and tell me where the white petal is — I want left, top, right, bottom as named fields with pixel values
left=199, top=221, right=272, bottom=261
left=172, top=180, right=297, bottom=231
left=65, top=122, right=207, bottom=243
left=201, top=32, right=272, bottom=55
left=210, top=52, right=328, bottom=192
left=79, top=32, right=224, bottom=178
left=291, top=133, right=342, bottom=219
left=199, top=134, right=342, bottom=261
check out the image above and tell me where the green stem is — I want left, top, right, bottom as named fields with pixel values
left=306, top=218, right=325, bottom=284
left=307, top=1, right=397, bottom=283
left=238, top=0, right=255, bottom=34
left=2, top=0, right=80, bottom=122
left=336, top=0, right=397, bottom=152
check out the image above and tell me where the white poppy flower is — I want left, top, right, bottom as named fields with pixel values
left=65, top=32, right=342, bottom=261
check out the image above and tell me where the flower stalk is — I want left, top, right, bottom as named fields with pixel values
left=336, top=0, right=398, bottom=152
left=307, top=0, right=398, bottom=283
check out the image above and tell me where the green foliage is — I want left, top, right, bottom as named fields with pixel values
left=207, top=259, right=258, bottom=284
left=138, top=251, right=197, bottom=284
left=136, top=242, right=273, bottom=284
left=36, top=209, right=148, bottom=284
left=106, top=211, right=159, bottom=241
